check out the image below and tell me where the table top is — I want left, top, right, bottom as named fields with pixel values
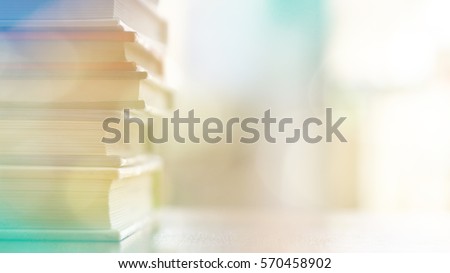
left=1, top=208, right=450, bottom=252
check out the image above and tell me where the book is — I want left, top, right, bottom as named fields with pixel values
left=0, top=108, right=158, bottom=157
left=0, top=101, right=146, bottom=110
left=0, top=70, right=146, bottom=102
left=0, top=157, right=162, bottom=241
left=0, top=31, right=163, bottom=76
left=0, top=0, right=167, bottom=43
left=0, top=223, right=155, bottom=251
left=2, top=62, right=138, bottom=71
left=0, top=68, right=172, bottom=111
left=0, top=154, right=154, bottom=168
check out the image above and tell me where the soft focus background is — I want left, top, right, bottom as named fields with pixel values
left=158, top=0, right=450, bottom=212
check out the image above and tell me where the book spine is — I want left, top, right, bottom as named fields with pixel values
left=0, top=62, right=137, bottom=71
left=0, top=31, right=136, bottom=41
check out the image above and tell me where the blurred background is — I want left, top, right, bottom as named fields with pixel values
left=158, top=0, right=450, bottom=212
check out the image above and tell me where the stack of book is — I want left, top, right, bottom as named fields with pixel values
left=0, top=0, right=173, bottom=241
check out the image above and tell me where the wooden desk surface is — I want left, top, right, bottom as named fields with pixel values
left=1, top=208, right=450, bottom=252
